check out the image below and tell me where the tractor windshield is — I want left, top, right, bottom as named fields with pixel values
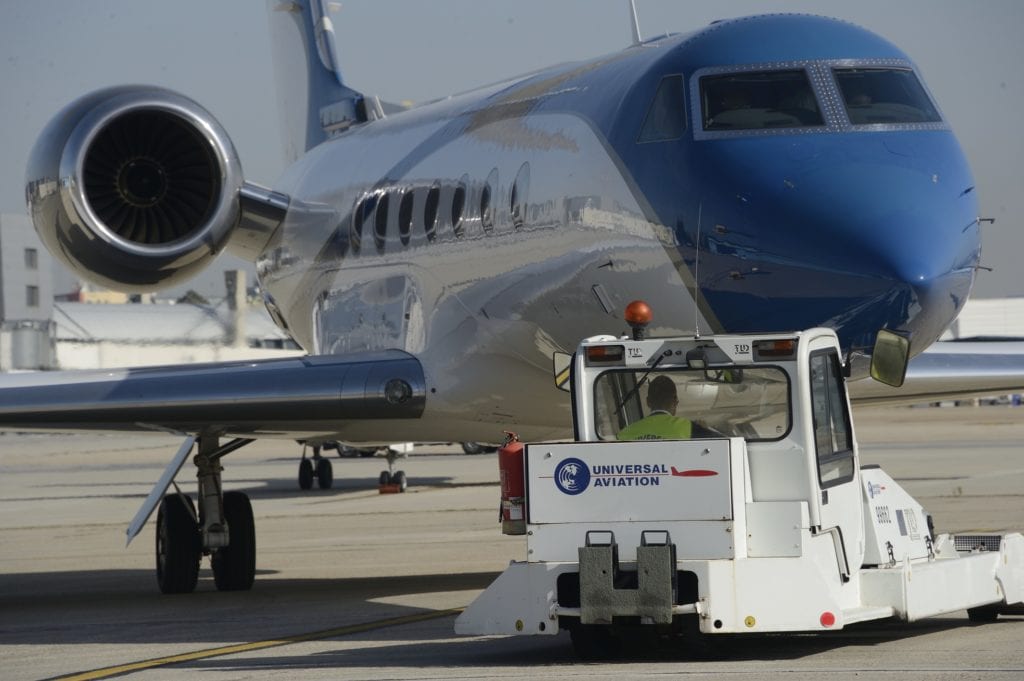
left=593, top=366, right=791, bottom=441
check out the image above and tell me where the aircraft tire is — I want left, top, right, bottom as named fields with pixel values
left=156, top=493, right=200, bottom=594
left=379, top=470, right=391, bottom=485
left=392, top=470, right=408, bottom=492
left=298, top=458, right=314, bottom=490
left=316, top=457, right=333, bottom=489
left=212, top=491, right=256, bottom=591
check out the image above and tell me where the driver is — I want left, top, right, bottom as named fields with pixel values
left=616, top=375, right=692, bottom=440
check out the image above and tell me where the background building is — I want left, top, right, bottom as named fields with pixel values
left=0, top=213, right=54, bottom=370
left=0, top=215, right=299, bottom=371
left=943, top=298, right=1024, bottom=340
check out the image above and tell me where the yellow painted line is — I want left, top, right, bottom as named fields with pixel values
left=555, top=367, right=571, bottom=388
left=53, top=607, right=463, bottom=681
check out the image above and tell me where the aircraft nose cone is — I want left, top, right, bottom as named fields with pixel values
left=693, top=132, right=979, bottom=357
left=811, top=153, right=979, bottom=354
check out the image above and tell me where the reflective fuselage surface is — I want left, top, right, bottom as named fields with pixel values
left=257, top=15, right=979, bottom=442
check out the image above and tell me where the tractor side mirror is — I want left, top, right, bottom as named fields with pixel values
left=552, top=352, right=572, bottom=392
left=870, top=329, right=911, bottom=388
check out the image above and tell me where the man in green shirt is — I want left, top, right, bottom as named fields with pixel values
left=616, top=375, right=692, bottom=440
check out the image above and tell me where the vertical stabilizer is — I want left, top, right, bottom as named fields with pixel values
left=268, top=0, right=368, bottom=162
left=629, top=0, right=643, bottom=45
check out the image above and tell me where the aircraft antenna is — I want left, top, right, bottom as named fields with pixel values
left=694, top=200, right=702, bottom=338
left=629, top=0, right=642, bottom=45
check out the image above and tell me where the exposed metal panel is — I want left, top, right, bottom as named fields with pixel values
left=745, top=501, right=807, bottom=558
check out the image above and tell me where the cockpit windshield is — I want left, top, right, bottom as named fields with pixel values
left=593, top=366, right=791, bottom=441
left=833, top=68, right=941, bottom=125
left=700, top=70, right=824, bottom=131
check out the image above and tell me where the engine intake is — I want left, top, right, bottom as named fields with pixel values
left=26, top=86, right=243, bottom=291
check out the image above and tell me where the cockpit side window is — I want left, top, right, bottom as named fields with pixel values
left=638, top=74, right=686, bottom=142
left=833, top=68, right=941, bottom=125
left=700, top=70, right=824, bottom=131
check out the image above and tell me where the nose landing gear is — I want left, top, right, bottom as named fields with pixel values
left=378, top=445, right=409, bottom=493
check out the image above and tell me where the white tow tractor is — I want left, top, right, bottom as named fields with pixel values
left=455, top=306, right=1024, bottom=657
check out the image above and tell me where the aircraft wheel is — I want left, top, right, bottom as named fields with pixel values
left=569, top=623, right=620, bottom=660
left=298, top=458, right=314, bottom=490
left=461, top=442, right=484, bottom=455
left=379, top=471, right=391, bottom=486
left=210, top=492, right=256, bottom=591
left=316, top=457, right=333, bottom=489
left=392, top=470, right=408, bottom=492
left=155, top=493, right=200, bottom=594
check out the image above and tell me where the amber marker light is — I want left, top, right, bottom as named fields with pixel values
left=585, top=345, right=625, bottom=364
left=753, top=339, right=797, bottom=359
left=624, top=300, right=653, bottom=340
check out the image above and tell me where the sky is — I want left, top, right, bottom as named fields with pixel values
left=1, top=0, right=1021, bottom=299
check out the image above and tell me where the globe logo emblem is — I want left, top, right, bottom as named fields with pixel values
left=554, top=457, right=590, bottom=495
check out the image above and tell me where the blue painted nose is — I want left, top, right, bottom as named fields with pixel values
left=691, top=131, right=980, bottom=358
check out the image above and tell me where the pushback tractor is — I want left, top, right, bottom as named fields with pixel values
left=455, top=305, right=1024, bottom=657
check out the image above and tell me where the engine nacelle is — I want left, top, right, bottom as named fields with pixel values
left=25, top=86, right=243, bottom=292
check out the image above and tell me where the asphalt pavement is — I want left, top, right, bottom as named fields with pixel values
left=1, top=405, right=1022, bottom=680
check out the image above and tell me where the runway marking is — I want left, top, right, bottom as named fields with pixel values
left=52, top=607, right=463, bottom=681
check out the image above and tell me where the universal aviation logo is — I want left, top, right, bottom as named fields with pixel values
left=551, top=457, right=718, bottom=495
left=553, top=458, right=590, bottom=495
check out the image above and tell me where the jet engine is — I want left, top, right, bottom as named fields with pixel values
left=25, top=86, right=244, bottom=291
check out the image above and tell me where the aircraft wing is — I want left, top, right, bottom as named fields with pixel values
left=0, top=352, right=425, bottom=438
left=849, top=342, right=1024, bottom=405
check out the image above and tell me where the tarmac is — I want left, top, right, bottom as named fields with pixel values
left=1, top=405, right=1022, bottom=680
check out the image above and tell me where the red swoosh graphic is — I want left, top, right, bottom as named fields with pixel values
left=671, top=467, right=718, bottom=477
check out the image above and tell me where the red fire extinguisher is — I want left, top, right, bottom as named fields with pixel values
left=498, top=431, right=526, bottom=535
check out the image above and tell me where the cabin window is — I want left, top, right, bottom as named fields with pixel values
left=424, top=185, right=440, bottom=241
left=350, top=194, right=377, bottom=254
left=511, top=162, right=530, bottom=230
left=809, top=350, right=855, bottom=488
left=701, top=70, right=824, bottom=130
left=374, top=192, right=389, bottom=252
left=833, top=68, right=941, bottom=125
left=399, top=189, right=414, bottom=246
left=638, top=74, right=685, bottom=142
left=480, top=185, right=493, bottom=232
left=481, top=168, right=497, bottom=233
left=452, top=180, right=466, bottom=238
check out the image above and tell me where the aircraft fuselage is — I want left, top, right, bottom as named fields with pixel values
left=254, top=15, right=979, bottom=442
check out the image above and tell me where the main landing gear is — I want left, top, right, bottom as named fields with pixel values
left=297, top=443, right=333, bottom=490
left=155, top=436, right=255, bottom=594
left=378, top=446, right=408, bottom=493
left=293, top=442, right=411, bottom=493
